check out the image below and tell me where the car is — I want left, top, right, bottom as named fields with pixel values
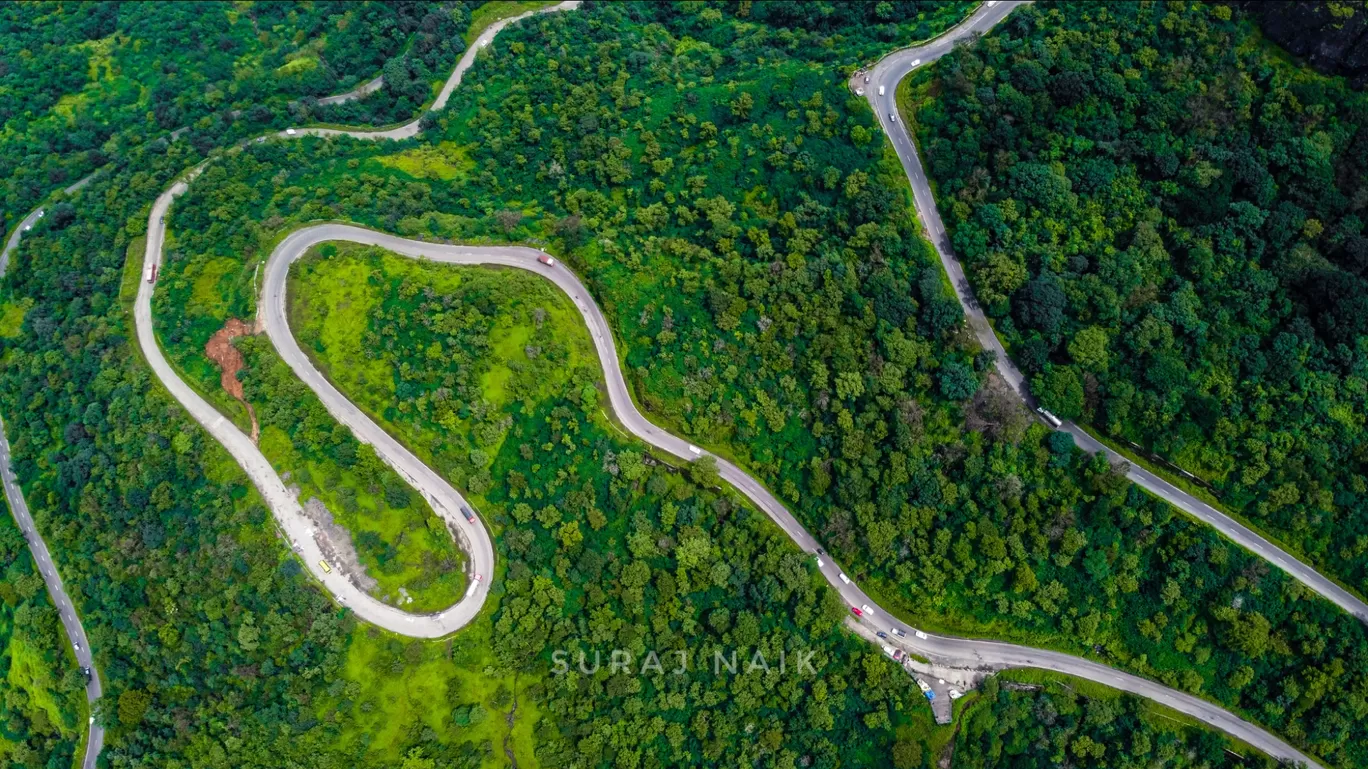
left=892, top=649, right=905, bottom=661
left=891, top=627, right=906, bottom=638
left=74, top=642, right=81, bottom=651
left=864, top=75, right=870, bottom=84
left=256, top=136, right=266, bottom=143
left=816, top=547, right=826, bottom=556
left=890, top=111, right=898, bottom=123
left=911, top=59, right=921, bottom=67
left=481, top=39, right=489, bottom=47
left=688, top=444, right=702, bottom=456
left=855, top=87, right=865, bottom=96
left=37, top=210, right=44, bottom=218
left=538, top=255, right=556, bottom=266
left=878, top=85, right=886, bottom=96
left=861, top=604, right=875, bottom=617
left=876, top=631, right=888, bottom=639
left=948, top=688, right=964, bottom=699
left=838, top=572, right=851, bottom=585
left=850, top=606, right=862, bottom=617
left=23, top=225, right=30, bottom=231
left=461, top=505, right=476, bottom=523
left=286, top=128, right=297, bottom=135
left=815, top=556, right=824, bottom=568
left=472, top=572, right=483, bottom=583
left=915, top=630, right=929, bottom=640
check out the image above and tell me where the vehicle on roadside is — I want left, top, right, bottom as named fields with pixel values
left=915, top=678, right=930, bottom=693
left=882, top=644, right=896, bottom=657
left=892, top=649, right=904, bottom=661
left=850, top=606, right=862, bottom=617
left=461, top=505, right=476, bottom=523
left=948, top=688, right=963, bottom=699
left=319, top=560, right=332, bottom=574
left=838, top=572, right=851, bottom=585
left=538, top=255, right=556, bottom=266
left=815, top=556, right=824, bottom=568
left=855, top=87, right=865, bottom=96
left=864, top=74, right=870, bottom=84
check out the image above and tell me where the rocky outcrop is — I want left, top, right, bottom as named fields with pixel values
left=1239, top=1, right=1368, bottom=88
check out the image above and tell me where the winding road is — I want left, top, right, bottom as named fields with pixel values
left=0, top=1, right=1344, bottom=767
left=859, top=0, right=1368, bottom=624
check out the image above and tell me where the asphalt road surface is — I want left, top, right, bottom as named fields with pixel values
left=860, top=0, right=1368, bottom=625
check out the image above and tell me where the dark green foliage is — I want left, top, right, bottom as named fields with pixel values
left=913, top=1, right=1368, bottom=601
left=957, top=678, right=1274, bottom=769
left=0, top=1, right=455, bottom=234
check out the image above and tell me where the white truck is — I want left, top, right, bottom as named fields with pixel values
left=1037, top=407, right=1063, bottom=428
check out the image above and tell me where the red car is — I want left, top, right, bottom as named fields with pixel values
left=538, top=255, right=556, bottom=266
left=850, top=606, right=863, bottom=617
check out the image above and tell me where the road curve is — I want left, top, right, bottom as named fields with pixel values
left=3, top=1, right=1317, bottom=766
left=861, top=0, right=1368, bottom=624
left=129, top=0, right=587, bottom=638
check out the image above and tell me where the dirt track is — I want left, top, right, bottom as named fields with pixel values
left=204, top=318, right=262, bottom=442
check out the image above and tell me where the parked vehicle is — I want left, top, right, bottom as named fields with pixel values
left=850, top=606, right=863, bottom=617
left=915, top=678, right=930, bottom=693
left=948, top=688, right=964, bottom=700
left=319, top=560, right=332, bottom=574
left=815, top=556, right=824, bottom=568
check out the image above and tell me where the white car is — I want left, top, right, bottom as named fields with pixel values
left=911, top=59, right=921, bottom=67
left=286, top=128, right=297, bottom=136
left=915, top=630, right=928, bottom=640
left=838, top=572, right=851, bottom=585
left=855, top=87, right=865, bottom=96
left=948, top=688, right=964, bottom=699
left=688, top=445, right=702, bottom=456
left=860, top=604, right=875, bottom=617
left=878, top=85, right=885, bottom=96
left=37, top=210, right=44, bottom=218
left=815, top=557, right=825, bottom=568
left=890, top=112, right=898, bottom=123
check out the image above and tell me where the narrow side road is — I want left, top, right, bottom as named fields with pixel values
left=860, top=0, right=1368, bottom=624
left=0, top=418, right=103, bottom=769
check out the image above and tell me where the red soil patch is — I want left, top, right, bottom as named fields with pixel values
left=205, top=318, right=262, bottom=443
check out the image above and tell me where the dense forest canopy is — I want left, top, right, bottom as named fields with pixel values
left=4, top=0, right=1368, bottom=768
left=911, top=0, right=1368, bottom=599
left=0, top=0, right=466, bottom=236
left=144, top=2, right=1368, bottom=766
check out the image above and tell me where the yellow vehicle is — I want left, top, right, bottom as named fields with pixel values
left=319, top=560, right=332, bottom=574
